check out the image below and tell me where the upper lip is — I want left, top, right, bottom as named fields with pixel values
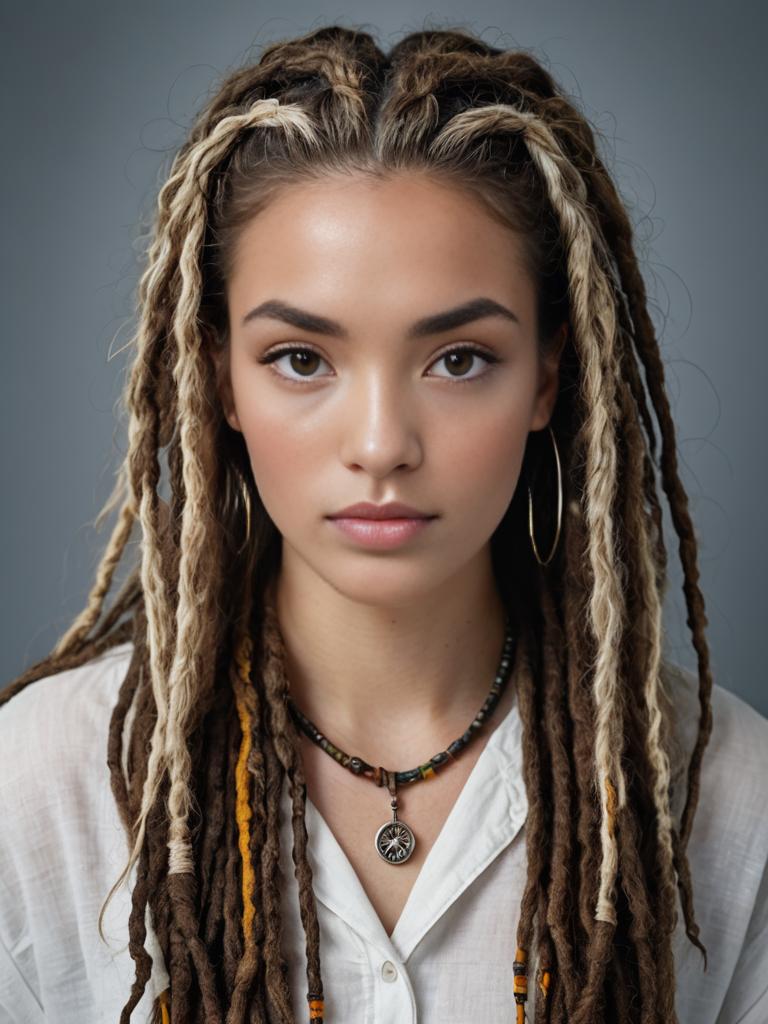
left=328, top=501, right=435, bottom=520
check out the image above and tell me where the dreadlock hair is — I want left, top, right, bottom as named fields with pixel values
left=1, top=22, right=715, bottom=1024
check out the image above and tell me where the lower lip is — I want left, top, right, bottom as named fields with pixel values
left=327, top=516, right=436, bottom=550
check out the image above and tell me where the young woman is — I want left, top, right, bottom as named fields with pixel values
left=1, top=22, right=766, bottom=1024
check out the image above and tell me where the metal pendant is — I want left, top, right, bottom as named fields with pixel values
left=375, top=817, right=416, bottom=863
left=374, top=779, right=416, bottom=864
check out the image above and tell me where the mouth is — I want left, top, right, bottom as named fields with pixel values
left=326, top=514, right=436, bottom=550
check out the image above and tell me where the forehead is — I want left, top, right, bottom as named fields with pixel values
left=227, top=172, right=536, bottom=329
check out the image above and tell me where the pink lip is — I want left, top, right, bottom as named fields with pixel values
left=329, top=501, right=434, bottom=520
left=328, top=516, right=435, bottom=550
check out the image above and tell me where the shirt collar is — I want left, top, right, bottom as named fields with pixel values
left=292, top=689, right=528, bottom=962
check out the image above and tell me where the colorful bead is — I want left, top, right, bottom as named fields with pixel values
left=512, top=946, right=531, bottom=1022
left=307, top=992, right=325, bottom=1021
left=539, top=965, right=552, bottom=998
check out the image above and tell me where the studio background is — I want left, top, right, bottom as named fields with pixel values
left=2, top=1, right=765, bottom=715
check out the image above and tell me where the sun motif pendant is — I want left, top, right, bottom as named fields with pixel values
left=375, top=786, right=416, bottom=864
left=375, top=818, right=416, bottom=863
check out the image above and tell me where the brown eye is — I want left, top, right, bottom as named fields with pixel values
left=428, top=345, right=499, bottom=381
left=287, top=350, right=321, bottom=376
left=258, top=345, right=332, bottom=382
left=443, top=350, right=474, bottom=376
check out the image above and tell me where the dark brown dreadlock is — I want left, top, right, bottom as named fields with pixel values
left=1, top=22, right=714, bottom=1023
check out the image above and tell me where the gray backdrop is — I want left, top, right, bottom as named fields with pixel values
left=2, top=1, right=765, bottom=716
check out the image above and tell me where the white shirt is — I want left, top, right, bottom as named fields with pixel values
left=1, top=641, right=767, bottom=1023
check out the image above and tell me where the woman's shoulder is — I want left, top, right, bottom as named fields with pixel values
left=665, top=668, right=768, bottom=1016
left=0, top=644, right=158, bottom=1021
left=664, top=660, right=768, bottom=789
left=665, top=661, right=768, bottom=914
left=0, top=642, right=135, bottom=810
left=0, top=640, right=134, bottom=730
left=664, top=660, right=768, bottom=835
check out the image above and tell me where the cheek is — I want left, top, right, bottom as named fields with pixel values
left=234, top=397, right=318, bottom=514
left=437, top=399, right=530, bottom=513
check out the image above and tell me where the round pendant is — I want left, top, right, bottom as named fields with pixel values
left=375, top=819, right=416, bottom=864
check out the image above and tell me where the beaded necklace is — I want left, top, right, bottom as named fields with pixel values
left=286, top=614, right=517, bottom=865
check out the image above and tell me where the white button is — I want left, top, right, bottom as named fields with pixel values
left=381, top=960, right=398, bottom=982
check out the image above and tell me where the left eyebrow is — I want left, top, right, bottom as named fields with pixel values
left=241, top=296, right=520, bottom=338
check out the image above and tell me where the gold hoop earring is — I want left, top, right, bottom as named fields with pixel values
left=235, top=475, right=252, bottom=555
left=527, top=424, right=563, bottom=567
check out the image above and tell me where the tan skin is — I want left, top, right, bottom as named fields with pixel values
left=217, top=171, right=566, bottom=937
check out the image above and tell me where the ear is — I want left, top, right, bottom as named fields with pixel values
left=212, top=344, right=242, bottom=434
left=530, top=321, right=568, bottom=432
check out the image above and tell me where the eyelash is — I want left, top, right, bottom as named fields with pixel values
left=257, top=343, right=501, bottom=385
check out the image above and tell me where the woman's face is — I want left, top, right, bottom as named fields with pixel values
left=219, top=172, right=564, bottom=606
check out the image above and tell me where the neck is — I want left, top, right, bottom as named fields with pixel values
left=267, top=547, right=510, bottom=766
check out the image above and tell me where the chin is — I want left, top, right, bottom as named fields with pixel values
left=315, top=555, right=465, bottom=611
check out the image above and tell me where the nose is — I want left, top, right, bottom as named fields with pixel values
left=338, top=368, right=423, bottom=478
